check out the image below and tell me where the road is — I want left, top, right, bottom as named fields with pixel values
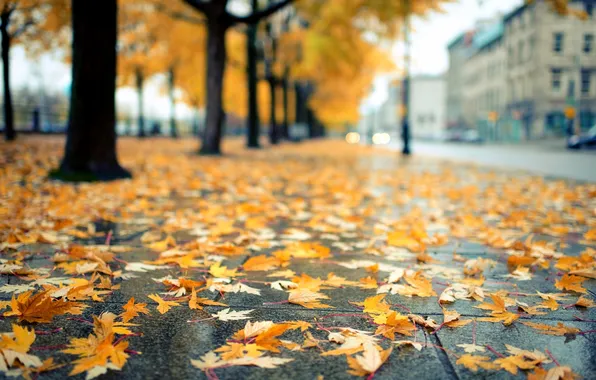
left=384, top=139, right=596, bottom=182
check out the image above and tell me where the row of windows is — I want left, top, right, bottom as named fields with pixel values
left=550, top=69, right=592, bottom=94
left=507, top=2, right=594, bottom=36
left=415, top=114, right=437, bottom=125
left=507, top=32, right=593, bottom=68
left=464, top=59, right=505, bottom=86
left=469, top=88, right=503, bottom=113
left=553, top=32, right=593, bottom=54
left=508, top=36, right=536, bottom=66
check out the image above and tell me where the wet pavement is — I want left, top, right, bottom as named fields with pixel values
left=385, top=140, right=596, bottom=182
left=0, top=137, right=595, bottom=379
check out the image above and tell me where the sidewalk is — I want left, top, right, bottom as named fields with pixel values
left=386, top=139, right=596, bottom=182
left=0, top=137, right=594, bottom=379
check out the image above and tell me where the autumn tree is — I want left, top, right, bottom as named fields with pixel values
left=1, top=0, right=67, bottom=141
left=54, top=0, right=130, bottom=180
left=175, top=0, right=294, bottom=154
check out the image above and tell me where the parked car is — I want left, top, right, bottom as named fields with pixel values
left=444, top=129, right=483, bottom=143
left=567, top=125, right=596, bottom=149
left=462, top=129, right=484, bottom=143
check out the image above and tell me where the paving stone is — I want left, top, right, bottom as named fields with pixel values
left=436, top=319, right=596, bottom=379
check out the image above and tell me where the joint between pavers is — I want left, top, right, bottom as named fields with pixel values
left=430, top=332, right=461, bottom=380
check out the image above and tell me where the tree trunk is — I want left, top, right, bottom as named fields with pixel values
left=136, top=67, right=145, bottom=138
left=201, top=20, right=227, bottom=155
left=246, top=21, right=260, bottom=148
left=307, top=107, right=315, bottom=139
left=268, top=77, right=278, bottom=144
left=281, top=69, right=289, bottom=140
left=1, top=20, right=15, bottom=141
left=168, top=66, right=178, bottom=138
left=56, top=0, right=130, bottom=181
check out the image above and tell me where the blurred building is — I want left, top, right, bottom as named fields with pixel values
left=409, top=75, right=447, bottom=139
left=462, top=21, right=507, bottom=139
left=358, top=75, right=446, bottom=141
left=446, top=0, right=596, bottom=140
left=446, top=30, right=475, bottom=130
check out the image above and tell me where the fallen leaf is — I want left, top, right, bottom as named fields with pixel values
left=147, top=294, right=180, bottom=315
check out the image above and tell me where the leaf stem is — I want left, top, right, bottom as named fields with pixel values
left=187, top=316, right=216, bottom=323
left=485, top=344, right=504, bottom=358
left=263, top=300, right=289, bottom=305
left=545, top=349, right=560, bottom=366
left=105, top=230, right=113, bottom=246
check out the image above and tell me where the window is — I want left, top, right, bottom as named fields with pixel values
left=508, top=46, right=514, bottom=67
left=586, top=2, right=594, bottom=17
left=553, top=32, right=564, bottom=53
left=584, top=34, right=593, bottom=53
left=518, top=41, right=525, bottom=64
left=551, top=68, right=562, bottom=91
left=581, top=70, right=591, bottom=95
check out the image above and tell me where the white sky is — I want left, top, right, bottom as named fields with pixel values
left=9, top=0, right=523, bottom=118
left=363, top=0, right=522, bottom=110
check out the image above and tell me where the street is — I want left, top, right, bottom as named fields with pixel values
left=385, top=139, right=596, bottom=182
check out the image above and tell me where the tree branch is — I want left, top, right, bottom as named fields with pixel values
left=227, top=0, right=294, bottom=26
left=182, top=0, right=211, bottom=15
left=11, top=19, right=35, bottom=38
left=155, top=3, right=206, bottom=25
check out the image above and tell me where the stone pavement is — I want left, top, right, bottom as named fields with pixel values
left=0, top=137, right=595, bottom=379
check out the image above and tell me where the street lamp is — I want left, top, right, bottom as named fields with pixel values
left=400, top=0, right=411, bottom=155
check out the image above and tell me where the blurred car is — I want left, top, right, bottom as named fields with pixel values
left=445, top=129, right=483, bottom=143
left=567, top=125, right=596, bottom=149
left=372, top=132, right=391, bottom=145
left=462, top=129, right=484, bottom=143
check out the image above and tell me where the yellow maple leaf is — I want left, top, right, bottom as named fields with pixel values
left=209, top=262, right=241, bottom=279
left=291, top=273, right=324, bottom=291
left=400, top=272, right=436, bottom=297
left=189, top=288, right=227, bottom=310
left=494, top=355, right=540, bottom=375
left=456, top=354, right=499, bottom=372
left=475, top=294, right=507, bottom=314
left=215, top=343, right=264, bottom=360
left=346, top=343, right=392, bottom=377
left=0, top=324, right=36, bottom=353
left=387, top=230, right=424, bottom=252
left=575, top=296, right=595, bottom=308
left=146, top=235, right=176, bottom=251
left=4, top=290, right=85, bottom=323
left=147, top=294, right=180, bottom=314
left=288, top=289, right=332, bottom=309
left=242, top=255, right=280, bottom=272
left=584, top=229, right=596, bottom=241
left=362, top=294, right=391, bottom=315
left=358, top=276, right=378, bottom=289
left=121, top=297, right=150, bottom=323
left=555, top=274, right=587, bottom=294
left=374, top=311, right=416, bottom=340
left=325, top=273, right=357, bottom=287
left=521, top=321, right=580, bottom=336
left=538, top=297, right=559, bottom=311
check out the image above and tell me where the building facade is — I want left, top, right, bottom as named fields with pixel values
left=359, top=75, right=446, bottom=141
left=409, top=76, right=447, bottom=139
left=447, top=0, right=596, bottom=140
left=462, top=22, right=507, bottom=138
left=446, top=31, right=474, bottom=130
